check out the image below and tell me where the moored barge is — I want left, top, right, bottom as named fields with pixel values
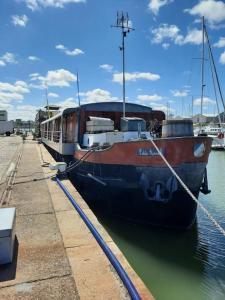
left=41, top=102, right=212, bottom=229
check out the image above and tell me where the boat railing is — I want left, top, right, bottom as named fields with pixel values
left=53, top=131, right=61, bottom=142
left=41, top=130, right=48, bottom=139
left=41, top=130, right=61, bottom=142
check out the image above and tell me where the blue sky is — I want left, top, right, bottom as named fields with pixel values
left=1, top=0, right=225, bottom=120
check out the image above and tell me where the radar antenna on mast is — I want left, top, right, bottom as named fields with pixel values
left=111, top=11, right=134, bottom=118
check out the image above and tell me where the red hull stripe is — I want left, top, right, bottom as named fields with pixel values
left=74, top=137, right=212, bottom=166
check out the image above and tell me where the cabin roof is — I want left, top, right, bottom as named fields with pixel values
left=63, top=102, right=153, bottom=115
left=41, top=102, right=153, bottom=124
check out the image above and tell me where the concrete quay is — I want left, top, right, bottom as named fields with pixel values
left=0, top=135, right=154, bottom=299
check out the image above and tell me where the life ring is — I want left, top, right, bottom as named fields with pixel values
left=217, top=132, right=224, bottom=139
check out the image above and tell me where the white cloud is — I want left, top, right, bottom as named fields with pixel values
left=29, top=73, right=39, bottom=77
left=151, top=24, right=202, bottom=46
left=0, top=81, right=30, bottom=104
left=185, top=0, right=225, bottom=25
left=29, top=73, right=40, bottom=80
left=137, top=94, right=162, bottom=101
left=148, top=102, right=170, bottom=112
left=55, top=44, right=84, bottom=56
left=181, top=29, right=202, bottom=45
left=0, top=52, right=17, bottom=65
left=0, top=92, right=24, bottom=102
left=65, top=49, right=84, bottom=56
left=194, top=97, right=215, bottom=105
left=9, top=105, right=39, bottom=120
left=148, top=0, right=173, bottom=15
left=55, top=44, right=65, bottom=50
left=28, top=56, right=40, bottom=61
left=213, top=37, right=225, bottom=48
left=0, top=81, right=29, bottom=94
left=99, top=64, right=113, bottom=72
left=0, top=102, right=38, bottom=120
left=151, top=24, right=180, bottom=44
left=48, top=92, right=59, bottom=98
left=22, top=0, right=86, bottom=11
left=11, top=15, right=28, bottom=27
left=29, top=69, right=76, bottom=88
left=162, top=43, right=170, bottom=49
left=23, top=0, right=39, bottom=11
left=0, top=60, right=6, bottom=67
left=0, top=102, right=13, bottom=110
left=56, top=97, right=77, bottom=108
left=45, top=69, right=76, bottom=87
left=113, top=72, right=160, bottom=84
left=171, top=90, right=188, bottom=97
left=80, top=88, right=119, bottom=104
left=219, top=51, right=225, bottom=64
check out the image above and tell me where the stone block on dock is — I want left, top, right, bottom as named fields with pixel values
left=0, top=207, right=16, bottom=264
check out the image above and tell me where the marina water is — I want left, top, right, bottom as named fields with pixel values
left=97, top=151, right=225, bottom=300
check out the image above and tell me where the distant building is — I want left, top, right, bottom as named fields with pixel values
left=14, top=119, right=34, bottom=131
left=0, top=110, right=8, bottom=121
left=218, top=111, right=225, bottom=123
left=192, top=114, right=218, bottom=124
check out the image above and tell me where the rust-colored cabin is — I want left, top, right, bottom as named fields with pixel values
left=41, top=102, right=165, bottom=154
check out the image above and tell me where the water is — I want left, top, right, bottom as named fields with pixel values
left=97, top=151, right=225, bottom=300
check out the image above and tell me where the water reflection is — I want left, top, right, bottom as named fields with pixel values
left=94, top=213, right=209, bottom=300
left=71, top=151, right=225, bottom=300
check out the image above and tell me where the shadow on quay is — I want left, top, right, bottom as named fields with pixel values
left=0, top=236, right=19, bottom=282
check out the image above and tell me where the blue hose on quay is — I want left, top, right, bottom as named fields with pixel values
left=56, top=177, right=141, bottom=300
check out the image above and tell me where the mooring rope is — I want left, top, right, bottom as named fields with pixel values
left=149, top=138, right=225, bottom=237
left=65, top=145, right=100, bottom=173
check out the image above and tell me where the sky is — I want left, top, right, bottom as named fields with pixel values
left=1, top=0, right=225, bottom=120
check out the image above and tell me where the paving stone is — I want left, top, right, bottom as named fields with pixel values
left=0, top=275, right=79, bottom=300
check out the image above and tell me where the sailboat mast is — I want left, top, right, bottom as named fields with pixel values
left=122, top=25, right=126, bottom=117
left=76, top=71, right=81, bottom=107
left=45, top=84, right=50, bottom=119
left=208, top=38, right=222, bottom=127
left=76, top=72, right=81, bottom=144
left=204, top=21, right=225, bottom=122
left=112, top=12, right=134, bottom=118
left=200, top=16, right=205, bottom=132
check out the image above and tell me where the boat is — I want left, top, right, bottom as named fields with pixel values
left=41, top=103, right=212, bottom=229
left=40, top=13, right=212, bottom=229
left=204, top=126, right=225, bottom=150
left=196, top=16, right=225, bottom=151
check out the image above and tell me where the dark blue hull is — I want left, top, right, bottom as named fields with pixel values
left=68, top=161, right=204, bottom=229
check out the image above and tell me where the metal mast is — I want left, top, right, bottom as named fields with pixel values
left=200, top=16, right=205, bottom=132
left=76, top=72, right=81, bottom=144
left=45, top=84, right=50, bottom=119
left=204, top=20, right=225, bottom=117
left=112, top=12, right=134, bottom=118
left=76, top=71, right=81, bottom=107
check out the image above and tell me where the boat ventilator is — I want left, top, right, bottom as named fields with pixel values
left=55, top=177, right=141, bottom=300
left=149, top=138, right=225, bottom=237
